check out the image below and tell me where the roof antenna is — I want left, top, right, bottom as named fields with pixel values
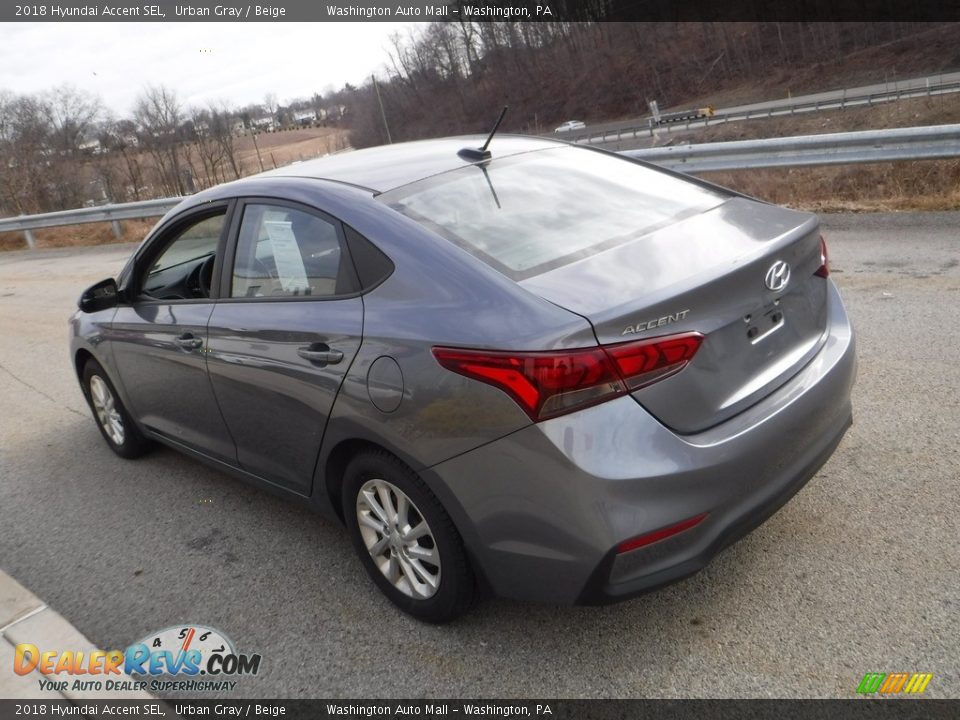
left=458, top=106, right=508, bottom=162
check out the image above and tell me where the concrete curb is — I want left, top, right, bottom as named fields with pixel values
left=0, top=569, right=153, bottom=701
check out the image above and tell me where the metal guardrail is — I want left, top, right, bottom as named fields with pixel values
left=0, top=197, right=180, bottom=249
left=2, top=123, right=959, bottom=250
left=622, top=123, right=960, bottom=173
left=570, top=79, right=960, bottom=145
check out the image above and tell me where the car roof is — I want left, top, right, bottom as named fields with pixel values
left=257, top=134, right=565, bottom=194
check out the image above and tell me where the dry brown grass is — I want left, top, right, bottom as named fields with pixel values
left=691, top=93, right=960, bottom=212
left=0, top=219, right=156, bottom=252
left=704, top=161, right=960, bottom=212
left=232, top=126, right=349, bottom=173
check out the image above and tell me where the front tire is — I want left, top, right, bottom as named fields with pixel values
left=82, top=359, right=152, bottom=459
left=343, top=450, right=475, bottom=623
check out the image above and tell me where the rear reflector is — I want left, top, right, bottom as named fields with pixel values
left=432, top=332, right=702, bottom=422
left=616, top=512, right=709, bottom=554
left=814, top=235, right=829, bottom=278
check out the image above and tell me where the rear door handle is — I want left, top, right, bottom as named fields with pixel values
left=298, top=346, right=344, bottom=364
left=175, top=334, right=203, bottom=350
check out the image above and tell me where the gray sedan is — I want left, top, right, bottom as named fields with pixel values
left=70, top=136, right=856, bottom=622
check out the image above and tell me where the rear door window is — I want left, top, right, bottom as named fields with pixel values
left=230, top=203, right=358, bottom=299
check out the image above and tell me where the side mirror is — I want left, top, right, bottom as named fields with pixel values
left=78, top=278, right=120, bottom=313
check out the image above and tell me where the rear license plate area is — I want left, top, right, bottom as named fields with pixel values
left=745, top=301, right=785, bottom=344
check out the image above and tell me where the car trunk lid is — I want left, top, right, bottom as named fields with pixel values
left=520, top=197, right=828, bottom=433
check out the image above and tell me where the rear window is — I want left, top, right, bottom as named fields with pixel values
left=381, top=147, right=727, bottom=280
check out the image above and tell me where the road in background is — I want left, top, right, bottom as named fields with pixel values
left=563, top=70, right=960, bottom=146
left=715, top=70, right=960, bottom=116
left=0, top=213, right=958, bottom=698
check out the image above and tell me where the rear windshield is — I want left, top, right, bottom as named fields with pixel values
left=381, top=147, right=727, bottom=280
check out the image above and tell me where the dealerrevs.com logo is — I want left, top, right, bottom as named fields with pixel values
left=14, top=624, right=261, bottom=694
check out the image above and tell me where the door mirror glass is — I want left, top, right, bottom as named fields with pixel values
left=78, top=278, right=119, bottom=313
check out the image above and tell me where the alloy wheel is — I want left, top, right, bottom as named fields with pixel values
left=89, top=375, right=125, bottom=446
left=356, top=478, right=441, bottom=600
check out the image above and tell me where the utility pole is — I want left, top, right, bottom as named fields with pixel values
left=372, top=74, right=392, bottom=144
left=251, top=131, right=265, bottom=172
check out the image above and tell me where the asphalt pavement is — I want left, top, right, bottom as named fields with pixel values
left=0, top=212, right=957, bottom=698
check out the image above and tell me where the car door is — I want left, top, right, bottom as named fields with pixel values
left=205, top=199, right=364, bottom=495
left=109, top=203, right=237, bottom=463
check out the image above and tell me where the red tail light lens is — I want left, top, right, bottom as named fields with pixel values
left=814, top=235, right=829, bottom=278
left=605, top=332, right=703, bottom=391
left=432, top=332, right=703, bottom=422
left=432, top=346, right=625, bottom=421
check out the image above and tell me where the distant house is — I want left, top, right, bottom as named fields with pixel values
left=252, top=116, right=275, bottom=131
left=78, top=136, right=102, bottom=154
left=293, top=111, right=315, bottom=126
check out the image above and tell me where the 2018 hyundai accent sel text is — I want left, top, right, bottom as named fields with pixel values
left=70, top=136, right=856, bottom=622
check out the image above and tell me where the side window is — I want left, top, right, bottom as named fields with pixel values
left=231, top=204, right=357, bottom=299
left=344, top=225, right=395, bottom=290
left=141, top=212, right=226, bottom=300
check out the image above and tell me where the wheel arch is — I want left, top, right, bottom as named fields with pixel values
left=319, top=435, right=494, bottom=599
left=323, top=437, right=386, bottom=524
left=74, top=348, right=95, bottom=382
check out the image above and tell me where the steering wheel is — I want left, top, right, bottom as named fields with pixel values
left=189, top=255, right=216, bottom=299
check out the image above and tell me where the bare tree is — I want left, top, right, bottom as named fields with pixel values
left=0, top=90, right=22, bottom=214
left=134, top=85, right=187, bottom=196
left=263, top=93, right=279, bottom=122
left=44, top=85, right=101, bottom=154
left=187, top=107, right=223, bottom=188
left=5, top=94, right=56, bottom=212
left=209, top=104, right=242, bottom=180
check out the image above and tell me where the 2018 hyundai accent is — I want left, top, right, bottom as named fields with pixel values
left=70, top=136, right=856, bottom=622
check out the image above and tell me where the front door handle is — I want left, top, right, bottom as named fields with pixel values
left=175, top=333, right=203, bottom=350
left=298, top=345, right=343, bottom=364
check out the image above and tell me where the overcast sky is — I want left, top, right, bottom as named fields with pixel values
left=0, top=22, right=421, bottom=116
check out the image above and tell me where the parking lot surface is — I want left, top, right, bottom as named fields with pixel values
left=0, top=212, right=957, bottom=698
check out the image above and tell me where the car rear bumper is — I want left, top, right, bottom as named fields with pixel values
left=426, top=280, right=856, bottom=605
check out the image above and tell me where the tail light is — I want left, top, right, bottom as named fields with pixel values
left=432, top=332, right=702, bottom=422
left=814, top=235, right=829, bottom=278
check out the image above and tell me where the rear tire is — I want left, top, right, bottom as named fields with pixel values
left=342, top=450, right=475, bottom=623
left=82, top=359, right=152, bottom=459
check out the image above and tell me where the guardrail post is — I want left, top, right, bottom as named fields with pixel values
left=23, top=229, right=36, bottom=249
left=111, top=220, right=123, bottom=239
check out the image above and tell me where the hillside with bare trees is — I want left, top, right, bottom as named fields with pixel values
left=344, top=22, right=960, bottom=146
